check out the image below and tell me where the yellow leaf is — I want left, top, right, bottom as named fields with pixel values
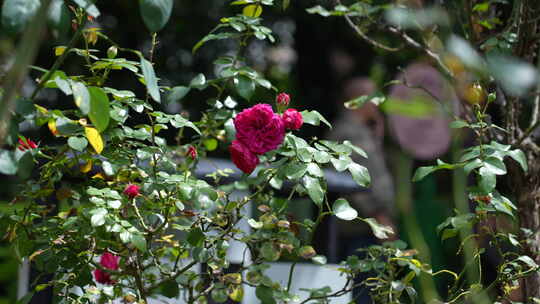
left=92, top=172, right=105, bottom=179
left=48, top=119, right=59, bottom=136
left=228, top=285, right=244, bottom=302
left=54, top=46, right=66, bottom=56
left=242, top=4, right=262, bottom=17
left=84, top=127, right=104, bottom=154
left=80, top=160, right=93, bottom=173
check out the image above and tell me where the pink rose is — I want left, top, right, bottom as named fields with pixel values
left=234, top=104, right=285, bottom=155
left=123, top=184, right=140, bottom=199
left=93, top=252, right=119, bottom=285
left=282, top=109, right=303, bottom=130
left=229, top=140, right=259, bottom=174
left=276, top=92, right=290, bottom=107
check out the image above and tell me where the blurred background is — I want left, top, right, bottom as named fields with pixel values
left=0, top=1, right=476, bottom=303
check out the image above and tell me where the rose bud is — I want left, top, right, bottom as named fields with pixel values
left=123, top=184, right=140, bottom=199
left=187, top=145, right=197, bottom=160
left=276, top=92, right=290, bottom=107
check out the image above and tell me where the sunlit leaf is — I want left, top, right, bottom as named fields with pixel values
left=84, top=127, right=104, bottom=154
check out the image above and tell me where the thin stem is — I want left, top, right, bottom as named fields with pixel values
left=286, top=262, right=297, bottom=292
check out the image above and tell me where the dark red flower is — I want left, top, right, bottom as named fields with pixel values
left=276, top=92, right=290, bottom=107
left=234, top=104, right=285, bottom=155
left=18, top=138, right=38, bottom=151
left=229, top=140, right=259, bottom=174
left=282, top=109, right=303, bottom=130
left=123, top=184, right=140, bottom=199
left=187, top=146, right=197, bottom=160
left=93, top=252, right=119, bottom=285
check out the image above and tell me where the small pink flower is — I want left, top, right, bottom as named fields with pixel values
left=234, top=104, right=285, bottom=155
left=123, top=184, right=140, bottom=199
left=282, top=109, right=303, bottom=130
left=276, top=92, right=290, bottom=107
left=229, top=140, right=259, bottom=174
left=93, top=252, right=119, bottom=285
left=187, top=146, right=197, bottom=160
left=18, top=138, right=38, bottom=151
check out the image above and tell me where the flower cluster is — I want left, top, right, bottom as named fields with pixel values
left=93, top=252, right=120, bottom=285
left=230, top=94, right=303, bottom=174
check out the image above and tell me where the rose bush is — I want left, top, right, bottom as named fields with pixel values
left=0, top=2, right=379, bottom=303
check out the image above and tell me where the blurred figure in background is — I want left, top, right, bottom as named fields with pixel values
left=327, top=77, right=396, bottom=303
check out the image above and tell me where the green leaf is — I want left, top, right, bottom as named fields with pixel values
left=158, top=280, right=180, bottom=298
left=0, top=150, right=18, bottom=175
left=71, top=81, right=90, bottom=115
left=235, top=75, right=255, bottom=100
left=72, top=0, right=100, bottom=17
left=139, top=0, right=173, bottom=32
left=192, top=32, right=235, bottom=53
left=187, top=228, right=205, bottom=247
left=68, top=137, right=88, bottom=152
left=1, top=0, right=40, bottom=34
left=306, top=162, right=324, bottom=177
left=284, top=162, right=307, bottom=180
left=348, top=163, right=370, bottom=187
left=303, top=175, right=324, bottom=206
left=243, top=4, right=263, bottom=17
left=483, top=157, right=506, bottom=175
left=330, top=156, right=351, bottom=172
left=343, top=140, right=367, bottom=158
left=478, top=167, right=496, bottom=193
left=90, top=208, right=107, bottom=227
left=212, top=288, right=229, bottom=303
left=16, top=150, right=34, bottom=180
left=449, top=120, right=469, bottom=129
left=333, top=198, right=358, bottom=221
left=255, top=286, right=276, bottom=304
left=88, top=87, right=110, bottom=132
left=190, top=73, right=206, bottom=88
left=166, top=86, right=190, bottom=104
left=131, top=233, right=147, bottom=252
left=311, top=255, right=327, bottom=265
left=140, top=57, right=161, bottom=102
left=508, top=149, right=528, bottom=172
left=363, top=217, right=394, bottom=239
left=300, top=110, right=332, bottom=128
left=261, top=242, right=280, bottom=261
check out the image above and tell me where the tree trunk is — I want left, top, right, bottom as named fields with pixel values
left=513, top=145, right=540, bottom=300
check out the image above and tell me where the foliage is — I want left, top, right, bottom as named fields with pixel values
left=1, top=0, right=540, bottom=303
left=0, top=1, right=389, bottom=303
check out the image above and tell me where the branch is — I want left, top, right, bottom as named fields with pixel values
left=386, top=26, right=454, bottom=80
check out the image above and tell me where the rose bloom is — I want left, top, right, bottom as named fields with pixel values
left=187, top=145, right=197, bottom=160
left=123, top=184, right=140, bottom=199
left=282, top=109, right=303, bottom=130
left=234, top=104, right=285, bottom=155
left=229, top=140, right=259, bottom=174
left=93, top=252, right=119, bottom=285
left=276, top=92, right=290, bottom=106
